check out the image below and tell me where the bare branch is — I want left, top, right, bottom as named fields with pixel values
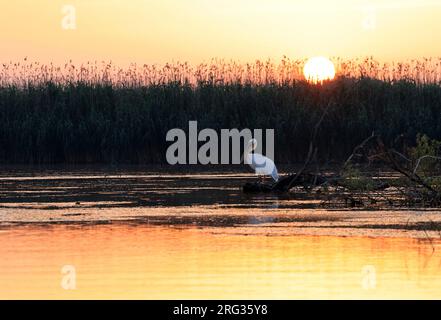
left=342, top=132, right=376, bottom=172
left=285, top=101, right=332, bottom=191
left=413, top=155, right=441, bottom=174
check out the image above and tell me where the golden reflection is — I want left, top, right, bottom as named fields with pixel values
left=0, top=224, right=441, bottom=299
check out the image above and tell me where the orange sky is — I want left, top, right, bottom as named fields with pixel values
left=1, top=0, right=441, bottom=65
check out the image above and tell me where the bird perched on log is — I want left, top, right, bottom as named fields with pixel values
left=243, top=139, right=279, bottom=182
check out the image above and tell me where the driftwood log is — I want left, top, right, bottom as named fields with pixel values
left=243, top=173, right=330, bottom=193
left=242, top=172, right=391, bottom=194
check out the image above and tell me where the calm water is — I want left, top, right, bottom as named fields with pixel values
left=1, top=169, right=441, bottom=299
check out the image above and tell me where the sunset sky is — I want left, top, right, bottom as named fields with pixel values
left=1, top=0, right=441, bottom=65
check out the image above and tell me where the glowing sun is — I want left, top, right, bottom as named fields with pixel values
left=303, top=56, right=336, bottom=83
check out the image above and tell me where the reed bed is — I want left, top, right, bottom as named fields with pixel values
left=0, top=57, right=440, bottom=165
left=2, top=57, right=441, bottom=87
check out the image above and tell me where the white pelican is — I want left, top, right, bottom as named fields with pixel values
left=243, top=139, right=279, bottom=182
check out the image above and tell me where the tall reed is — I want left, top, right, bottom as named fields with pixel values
left=0, top=57, right=440, bottom=165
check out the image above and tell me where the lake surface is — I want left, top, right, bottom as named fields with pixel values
left=1, top=168, right=441, bottom=299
